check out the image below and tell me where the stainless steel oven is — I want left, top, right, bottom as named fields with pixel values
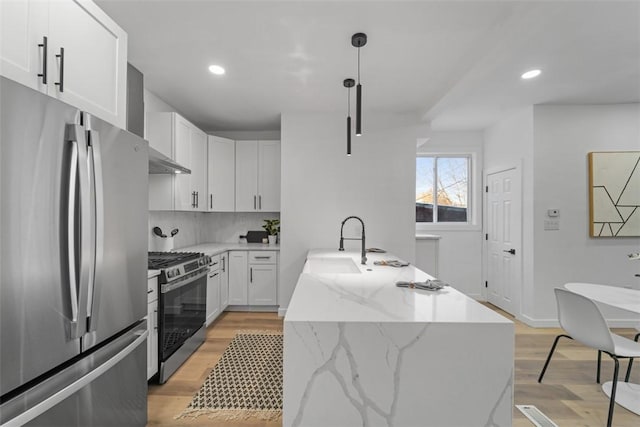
left=148, top=252, right=209, bottom=383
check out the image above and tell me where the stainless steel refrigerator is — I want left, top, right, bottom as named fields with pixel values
left=0, top=77, right=149, bottom=426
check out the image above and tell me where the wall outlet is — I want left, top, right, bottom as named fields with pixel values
left=544, top=219, right=560, bottom=230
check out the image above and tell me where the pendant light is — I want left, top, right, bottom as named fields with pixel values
left=351, top=33, right=367, bottom=136
left=343, top=78, right=355, bottom=156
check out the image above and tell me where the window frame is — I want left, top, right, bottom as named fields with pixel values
left=416, top=153, right=476, bottom=230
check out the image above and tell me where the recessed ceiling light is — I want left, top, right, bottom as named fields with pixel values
left=521, top=69, right=541, bottom=79
left=208, top=65, right=225, bottom=75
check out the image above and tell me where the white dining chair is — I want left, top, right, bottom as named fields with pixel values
left=538, top=288, right=640, bottom=427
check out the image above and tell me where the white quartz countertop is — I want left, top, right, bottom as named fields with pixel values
left=285, top=249, right=511, bottom=324
left=147, top=269, right=160, bottom=279
left=176, top=242, right=279, bottom=256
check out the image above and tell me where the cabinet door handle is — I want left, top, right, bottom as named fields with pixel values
left=210, top=194, right=213, bottom=209
left=259, top=195, right=262, bottom=210
left=37, top=36, right=47, bottom=84
left=222, top=257, right=225, bottom=272
left=147, top=289, right=153, bottom=294
left=250, top=267, right=253, bottom=283
left=55, top=47, right=64, bottom=92
left=253, top=195, right=256, bottom=209
left=209, top=272, right=219, bottom=278
left=254, top=256, right=271, bottom=260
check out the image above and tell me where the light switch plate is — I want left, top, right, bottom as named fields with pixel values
left=544, top=219, right=560, bottom=230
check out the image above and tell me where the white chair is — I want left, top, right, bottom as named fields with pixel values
left=538, top=288, right=640, bottom=427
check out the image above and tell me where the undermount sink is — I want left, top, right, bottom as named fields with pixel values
left=305, top=257, right=362, bottom=274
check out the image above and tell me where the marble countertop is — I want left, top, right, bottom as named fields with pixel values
left=285, top=249, right=511, bottom=324
left=176, top=242, right=279, bottom=257
left=147, top=269, right=160, bottom=279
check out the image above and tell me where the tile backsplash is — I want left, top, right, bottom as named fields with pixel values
left=148, top=211, right=280, bottom=251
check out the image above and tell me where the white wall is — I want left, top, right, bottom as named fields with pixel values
left=532, top=104, right=640, bottom=323
left=484, top=105, right=640, bottom=326
left=416, top=131, right=485, bottom=298
left=279, top=113, right=425, bottom=310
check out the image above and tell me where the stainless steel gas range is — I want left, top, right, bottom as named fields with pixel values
left=148, top=251, right=209, bottom=383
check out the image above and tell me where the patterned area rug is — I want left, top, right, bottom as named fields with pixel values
left=177, top=330, right=283, bottom=421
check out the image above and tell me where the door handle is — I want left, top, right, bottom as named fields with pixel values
left=37, top=36, right=47, bottom=84
left=250, top=267, right=253, bottom=283
left=66, top=137, right=79, bottom=333
left=210, top=194, right=213, bottom=209
left=55, top=47, right=64, bottom=92
left=254, top=195, right=256, bottom=210
left=259, top=195, right=262, bottom=210
left=503, top=249, right=516, bottom=255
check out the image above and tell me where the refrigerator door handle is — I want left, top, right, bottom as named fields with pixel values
left=0, top=327, right=148, bottom=427
left=66, top=137, right=79, bottom=333
left=86, top=127, right=103, bottom=332
left=71, top=124, right=91, bottom=338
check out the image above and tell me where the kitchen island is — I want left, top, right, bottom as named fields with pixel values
left=283, top=249, right=514, bottom=427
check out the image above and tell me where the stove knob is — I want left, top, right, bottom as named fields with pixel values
left=167, top=270, right=173, bottom=279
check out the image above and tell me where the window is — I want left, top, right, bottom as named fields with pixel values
left=416, top=155, right=470, bottom=223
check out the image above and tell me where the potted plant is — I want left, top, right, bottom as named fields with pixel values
left=262, top=219, right=280, bottom=245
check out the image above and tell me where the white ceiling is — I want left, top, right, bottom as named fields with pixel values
left=97, top=0, right=640, bottom=133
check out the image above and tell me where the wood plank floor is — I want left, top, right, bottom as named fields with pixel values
left=146, top=308, right=640, bottom=426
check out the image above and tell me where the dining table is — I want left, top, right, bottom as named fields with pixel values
left=564, top=282, right=640, bottom=416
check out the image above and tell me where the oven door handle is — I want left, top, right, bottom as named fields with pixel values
left=160, top=268, right=208, bottom=294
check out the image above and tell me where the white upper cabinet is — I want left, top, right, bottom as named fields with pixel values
left=0, top=0, right=127, bottom=129
left=235, top=140, right=280, bottom=212
left=235, top=141, right=259, bottom=211
left=257, top=140, right=281, bottom=212
left=207, top=135, right=235, bottom=212
left=147, top=112, right=207, bottom=211
left=190, top=128, right=207, bottom=212
left=0, top=0, right=48, bottom=91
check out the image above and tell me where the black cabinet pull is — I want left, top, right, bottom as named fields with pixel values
left=222, top=257, right=225, bottom=272
left=195, top=191, right=199, bottom=208
left=55, top=47, right=64, bottom=92
left=210, top=194, right=213, bottom=209
left=37, top=36, right=47, bottom=84
left=253, top=195, right=256, bottom=209
left=259, top=195, right=262, bottom=210
left=250, top=267, right=253, bottom=283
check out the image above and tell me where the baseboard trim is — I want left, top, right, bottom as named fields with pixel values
left=519, top=313, right=639, bottom=329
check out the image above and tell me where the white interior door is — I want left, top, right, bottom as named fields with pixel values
left=486, top=168, right=521, bottom=315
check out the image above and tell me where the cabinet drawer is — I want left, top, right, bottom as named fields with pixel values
left=248, top=251, right=276, bottom=264
left=147, top=277, right=158, bottom=303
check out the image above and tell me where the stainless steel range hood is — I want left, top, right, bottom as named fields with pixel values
left=148, top=146, right=191, bottom=174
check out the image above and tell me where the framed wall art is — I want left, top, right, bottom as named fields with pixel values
left=588, top=151, right=640, bottom=237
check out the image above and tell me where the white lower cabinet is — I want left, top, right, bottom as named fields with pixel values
left=205, top=255, right=221, bottom=327
left=229, top=250, right=277, bottom=306
left=249, top=264, right=277, bottom=305
left=146, top=276, right=158, bottom=380
left=229, top=251, right=248, bottom=305
left=220, top=252, right=229, bottom=309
